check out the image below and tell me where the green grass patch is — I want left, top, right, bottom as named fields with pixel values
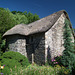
left=8, top=64, right=70, bottom=75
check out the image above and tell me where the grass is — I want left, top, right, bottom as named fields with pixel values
left=9, top=64, right=55, bottom=75
left=6, top=63, right=70, bottom=75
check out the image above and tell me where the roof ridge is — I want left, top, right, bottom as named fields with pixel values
left=3, top=10, right=69, bottom=37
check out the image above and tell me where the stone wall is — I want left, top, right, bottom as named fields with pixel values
left=26, top=33, right=45, bottom=65
left=45, top=13, right=74, bottom=62
left=6, top=13, right=74, bottom=65
left=6, top=33, right=45, bottom=65
left=6, top=35, right=27, bottom=57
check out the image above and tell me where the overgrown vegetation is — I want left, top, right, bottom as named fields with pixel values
left=1, top=51, right=30, bottom=66
left=61, top=19, right=75, bottom=71
left=0, top=51, right=30, bottom=74
left=0, top=63, right=70, bottom=75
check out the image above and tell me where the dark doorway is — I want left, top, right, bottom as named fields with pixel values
left=26, top=36, right=35, bottom=63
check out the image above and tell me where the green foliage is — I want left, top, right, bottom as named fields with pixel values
left=11, top=64, right=55, bottom=75
left=0, top=8, right=17, bottom=55
left=0, top=40, right=6, bottom=53
left=0, top=40, right=6, bottom=48
left=47, top=58, right=58, bottom=67
left=0, top=8, right=16, bottom=35
left=0, top=40, right=6, bottom=56
left=54, top=65, right=70, bottom=75
left=1, top=51, right=30, bottom=67
left=54, top=55, right=62, bottom=66
left=1, top=59, right=21, bottom=75
left=25, top=12, right=40, bottom=24
left=12, top=10, right=40, bottom=24
left=7, top=64, right=70, bottom=75
left=12, top=11, right=24, bottom=15
left=13, top=13, right=28, bottom=24
left=72, top=61, right=75, bottom=75
left=61, top=19, right=75, bottom=70
left=47, top=56, right=61, bottom=67
left=1, top=66, right=10, bottom=75
left=0, top=51, right=30, bottom=75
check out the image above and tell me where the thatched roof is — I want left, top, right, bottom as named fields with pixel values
left=3, top=10, right=74, bottom=37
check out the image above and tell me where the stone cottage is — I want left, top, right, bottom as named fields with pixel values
left=3, top=10, right=74, bottom=65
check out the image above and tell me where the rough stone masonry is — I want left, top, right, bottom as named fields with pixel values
left=3, top=10, right=74, bottom=65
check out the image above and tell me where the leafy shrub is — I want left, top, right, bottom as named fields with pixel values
left=54, top=65, right=70, bottom=75
left=1, top=59, right=21, bottom=75
left=12, top=64, right=70, bottom=75
left=72, top=61, right=75, bottom=75
left=1, top=59, right=21, bottom=69
left=54, top=55, right=62, bottom=66
left=0, top=51, right=30, bottom=75
left=1, top=63, right=70, bottom=75
left=19, top=64, right=55, bottom=75
left=1, top=66, right=10, bottom=75
left=2, top=51, right=30, bottom=67
left=47, top=57, right=59, bottom=67
left=8, top=64, right=56, bottom=75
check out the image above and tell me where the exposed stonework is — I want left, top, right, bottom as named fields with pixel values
left=26, top=33, right=45, bottom=65
left=45, top=13, right=65, bottom=60
left=6, top=33, right=45, bottom=65
left=3, top=10, right=74, bottom=65
left=6, top=35, right=27, bottom=57
left=45, top=13, right=74, bottom=62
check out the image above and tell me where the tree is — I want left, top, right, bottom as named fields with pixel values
left=12, top=10, right=40, bottom=24
left=0, top=8, right=18, bottom=55
left=11, top=11, right=17, bottom=14
left=61, top=19, right=75, bottom=70
left=23, top=11, right=40, bottom=24
left=12, top=11, right=24, bottom=15
left=0, top=8, right=17, bottom=42
left=13, top=13, right=28, bottom=24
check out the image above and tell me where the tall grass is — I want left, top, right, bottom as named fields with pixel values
left=8, top=64, right=70, bottom=75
